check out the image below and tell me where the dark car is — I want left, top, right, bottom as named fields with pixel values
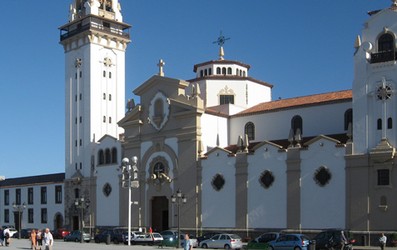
left=94, top=230, right=115, bottom=243
left=247, top=232, right=281, bottom=250
left=312, top=230, right=354, bottom=250
left=52, top=228, right=70, bottom=239
left=64, top=230, right=91, bottom=243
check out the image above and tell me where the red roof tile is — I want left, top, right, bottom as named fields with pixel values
left=234, top=89, right=352, bottom=117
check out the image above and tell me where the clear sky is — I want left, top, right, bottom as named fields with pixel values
left=0, top=0, right=388, bottom=178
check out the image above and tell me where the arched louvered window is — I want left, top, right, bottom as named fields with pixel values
left=344, top=109, right=353, bottom=131
left=245, top=122, right=255, bottom=141
left=112, top=148, right=117, bottom=163
left=291, top=115, right=303, bottom=135
left=378, top=33, right=394, bottom=52
left=98, top=150, right=104, bottom=165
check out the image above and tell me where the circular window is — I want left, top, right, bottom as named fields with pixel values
left=314, top=166, right=332, bottom=187
left=103, top=183, right=112, bottom=197
left=212, top=174, right=225, bottom=191
left=259, top=170, right=275, bottom=189
left=377, top=84, right=392, bottom=100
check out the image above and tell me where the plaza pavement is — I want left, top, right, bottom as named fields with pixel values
left=2, top=238, right=395, bottom=250
left=1, top=238, right=170, bottom=250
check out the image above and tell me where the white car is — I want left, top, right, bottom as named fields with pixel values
left=3, top=227, right=18, bottom=238
left=200, top=234, right=242, bottom=249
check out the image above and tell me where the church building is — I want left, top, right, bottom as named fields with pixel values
left=55, top=0, right=397, bottom=243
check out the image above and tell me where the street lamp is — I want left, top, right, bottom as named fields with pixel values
left=12, top=202, right=26, bottom=239
left=74, top=197, right=90, bottom=243
left=171, top=189, right=187, bottom=248
left=121, top=156, right=139, bottom=246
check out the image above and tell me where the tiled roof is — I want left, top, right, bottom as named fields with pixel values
left=0, top=173, right=65, bottom=188
left=234, top=89, right=352, bottom=117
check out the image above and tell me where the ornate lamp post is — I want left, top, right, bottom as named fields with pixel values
left=171, top=189, right=187, bottom=248
left=121, top=156, right=139, bottom=246
left=12, top=202, right=26, bottom=239
left=74, top=197, right=90, bottom=243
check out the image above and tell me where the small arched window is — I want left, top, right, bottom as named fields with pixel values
left=227, top=67, right=232, bottom=75
left=377, top=118, right=382, bottom=130
left=378, top=33, right=394, bottom=52
left=98, top=150, right=104, bottom=165
left=204, top=69, right=208, bottom=76
left=111, top=148, right=117, bottom=163
left=105, top=149, right=111, bottom=164
left=291, top=115, right=303, bottom=135
left=200, top=70, right=203, bottom=77
left=208, top=68, right=212, bottom=75
left=222, top=67, right=226, bottom=75
left=388, top=117, right=393, bottom=129
left=216, top=67, right=221, bottom=74
left=245, top=122, right=255, bottom=141
left=344, top=109, right=353, bottom=131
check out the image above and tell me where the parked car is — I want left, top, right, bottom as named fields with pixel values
left=312, top=230, right=354, bottom=250
left=198, top=232, right=226, bottom=244
left=130, top=232, right=163, bottom=245
left=64, top=230, right=91, bottom=243
left=247, top=232, right=281, bottom=250
left=20, top=228, right=35, bottom=239
left=200, top=233, right=243, bottom=249
left=269, top=234, right=311, bottom=250
left=94, top=230, right=115, bottom=243
left=52, top=228, right=70, bottom=239
left=122, top=231, right=144, bottom=244
left=3, top=227, right=18, bottom=238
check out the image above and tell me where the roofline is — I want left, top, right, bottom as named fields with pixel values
left=193, top=60, right=251, bottom=72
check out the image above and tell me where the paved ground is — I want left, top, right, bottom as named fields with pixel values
left=1, top=238, right=170, bottom=250
left=2, top=239, right=395, bottom=250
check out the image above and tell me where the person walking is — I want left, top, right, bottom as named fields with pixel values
left=3, top=228, right=10, bottom=246
left=43, top=228, right=53, bottom=250
left=184, top=234, right=192, bottom=250
left=36, top=229, right=42, bottom=248
left=30, top=229, right=37, bottom=250
left=379, top=233, right=387, bottom=250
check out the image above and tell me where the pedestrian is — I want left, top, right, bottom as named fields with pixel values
left=183, top=234, right=192, bottom=250
left=3, top=228, right=10, bottom=246
left=30, top=229, right=37, bottom=250
left=0, top=227, right=3, bottom=246
left=379, top=233, right=387, bottom=250
left=37, top=229, right=42, bottom=248
left=43, top=228, right=53, bottom=250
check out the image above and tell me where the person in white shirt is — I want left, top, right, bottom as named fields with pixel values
left=43, top=228, right=53, bottom=250
left=379, top=233, right=387, bottom=250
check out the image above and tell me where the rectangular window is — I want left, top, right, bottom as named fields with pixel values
left=28, top=188, right=34, bottom=205
left=109, top=72, right=112, bottom=78
left=79, top=71, right=82, bottom=78
left=28, top=208, right=34, bottom=223
left=41, top=208, right=47, bottom=223
left=103, top=70, right=106, bottom=77
left=378, top=169, right=390, bottom=186
left=4, top=190, right=9, bottom=205
left=55, top=186, right=62, bottom=204
left=16, top=189, right=21, bottom=205
left=220, top=95, right=234, bottom=105
left=4, top=209, right=9, bottom=223
left=41, top=187, right=47, bottom=204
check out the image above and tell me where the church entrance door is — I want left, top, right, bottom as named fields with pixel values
left=151, top=196, right=169, bottom=232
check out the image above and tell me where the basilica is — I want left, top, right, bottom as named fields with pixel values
left=2, top=0, right=397, bottom=244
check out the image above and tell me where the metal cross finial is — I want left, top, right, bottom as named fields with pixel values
left=157, top=59, right=165, bottom=76
left=213, top=31, right=230, bottom=47
left=392, top=0, right=397, bottom=7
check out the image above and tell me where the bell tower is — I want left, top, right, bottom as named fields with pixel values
left=60, top=0, right=130, bottom=179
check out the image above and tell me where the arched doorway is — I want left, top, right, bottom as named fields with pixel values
left=151, top=196, right=169, bottom=232
left=53, top=212, right=64, bottom=230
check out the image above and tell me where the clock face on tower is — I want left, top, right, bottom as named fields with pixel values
left=148, top=92, right=170, bottom=131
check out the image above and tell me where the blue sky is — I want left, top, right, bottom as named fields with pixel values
left=0, top=1, right=388, bottom=178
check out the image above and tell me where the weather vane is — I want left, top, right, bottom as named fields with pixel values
left=213, top=31, right=230, bottom=47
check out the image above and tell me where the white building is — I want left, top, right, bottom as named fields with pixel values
left=0, top=174, right=65, bottom=233
left=36, top=0, right=397, bottom=244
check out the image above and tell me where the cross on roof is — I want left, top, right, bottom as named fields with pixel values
left=392, top=0, right=397, bottom=7
left=213, top=31, right=230, bottom=47
left=157, top=59, right=165, bottom=76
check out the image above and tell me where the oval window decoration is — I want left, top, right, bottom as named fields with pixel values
left=314, top=166, right=332, bottom=187
left=103, top=183, right=112, bottom=197
left=259, top=170, right=275, bottom=189
left=212, top=174, right=225, bottom=191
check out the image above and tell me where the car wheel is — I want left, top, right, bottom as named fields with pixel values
left=224, top=244, right=231, bottom=249
left=75, top=238, right=79, bottom=242
left=202, top=243, right=208, bottom=248
left=114, top=239, right=119, bottom=244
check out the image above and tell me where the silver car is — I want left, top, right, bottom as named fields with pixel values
left=200, top=234, right=242, bottom=249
